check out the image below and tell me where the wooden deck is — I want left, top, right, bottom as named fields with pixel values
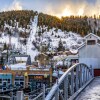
left=76, top=77, right=100, bottom=100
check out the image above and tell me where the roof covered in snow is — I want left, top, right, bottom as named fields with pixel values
left=78, top=33, right=100, bottom=50
left=84, top=33, right=100, bottom=39
left=9, top=63, right=26, bottom=70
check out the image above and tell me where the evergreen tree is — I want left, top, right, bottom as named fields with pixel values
left=3, top=43, right=7, bottom=50
left=26, top=55, right=31, bottom=65
left=52, top=32, right=54, bottom=35
left=0, top=56, right=4, bottom=65
left=57, top=39, right=65, bottom=51
left=38, top=31, right=41, bottom=37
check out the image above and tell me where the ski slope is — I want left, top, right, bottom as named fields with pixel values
left=26, top=15, right=39, bottom=61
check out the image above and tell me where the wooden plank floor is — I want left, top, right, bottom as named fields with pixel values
left=75, top=77, right=100, bottom=100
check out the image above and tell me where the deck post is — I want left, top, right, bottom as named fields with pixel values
left=17, top=91, right=24, bottom=100
left=87, top=68, right=90, bottom=80
left=90, top=65, right=93, bottom=78
left=86, top=68, right=88, bottom=82
left=84, top=67, right=87, bottom=82
left=76, top=66, right=79, bottom=91
left=10, top=92, right=13, bottom=100
left=43, top=84, right=45, bottom=100
left=83, top=66, right=85, bottom=85
left=64, top=75, right=68, bottom=100
left=80, top=65, right=82, bottom=87
left=71, top=69, right=74, bottom=95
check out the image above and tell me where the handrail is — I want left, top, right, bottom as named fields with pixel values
left=45, top=63, right=93, bottom=100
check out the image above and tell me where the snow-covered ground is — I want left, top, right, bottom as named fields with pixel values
left=40, top=29, right=84, bottom=51
left=0, top=15, right=39, bottom=62
left=0, top=35, right=18, bottom=48
left=0, top=15, right=84, bottom=63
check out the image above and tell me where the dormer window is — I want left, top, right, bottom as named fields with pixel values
left=87, top=40, right=96, bottom=45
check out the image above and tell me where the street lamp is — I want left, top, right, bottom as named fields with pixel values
left=24, top=72, right=28, bottom=88
left=44, top=73, right=48, bottom=86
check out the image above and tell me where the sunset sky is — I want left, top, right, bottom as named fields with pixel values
left=0, top=0, right=100, bottom=18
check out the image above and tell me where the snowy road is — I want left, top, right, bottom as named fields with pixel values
left=76, top=77, right=100, bottom=100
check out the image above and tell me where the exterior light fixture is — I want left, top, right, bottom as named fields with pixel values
left=24, top=72, right=28, bottom=77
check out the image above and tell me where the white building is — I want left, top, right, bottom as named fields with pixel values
left=78, top=33, right=100, bottom=69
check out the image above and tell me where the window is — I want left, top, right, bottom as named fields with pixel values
left=20, top=82, right=24, bottom=85
left=87, top=40, right=96, bottom=45
left=8, top=79, right=10, bottom=83
left=0, top=86, right=2, bottom=89
left=15, top=78, right=19, bottom=81
left=20, top=77, right=24, bottom=81
left=15, top=82, right=19, bottom=85
left=3, top=87, right=6, bottom=90
left=3, top=79, right=7, bottom=81
left=0, top=79, right=2, bottom=84
left=3, top=82, right=6, bottom=86
left=97, top=39, right=100, bottom=44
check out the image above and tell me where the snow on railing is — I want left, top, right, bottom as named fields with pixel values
left=45, top=63, right=94, bottom=100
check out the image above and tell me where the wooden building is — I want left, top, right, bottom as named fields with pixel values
left=78, top=33, right=100, bottom=76
left=0, top=66, right=52, bottom=91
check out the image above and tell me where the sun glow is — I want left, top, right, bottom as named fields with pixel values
left=77, top=8, right=84, bottom=16
left=56, top=7, right=85, bottom=18
left=62, top=8, right=72, bottom=17
left=56, top=8, right=72, bottom=18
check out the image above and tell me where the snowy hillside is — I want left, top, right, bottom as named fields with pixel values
left=0, top=15, right=84, bottom=62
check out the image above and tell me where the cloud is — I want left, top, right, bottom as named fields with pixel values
left=45, top=0, right=100, bottom=18
left=2, top=0, right=22, bottom=11
left=1, top=0, right=100, bottom=17
left=21, top=0, right=100, bottom=17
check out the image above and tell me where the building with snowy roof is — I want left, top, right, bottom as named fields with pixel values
left=11, top=55, right=31, bottom=65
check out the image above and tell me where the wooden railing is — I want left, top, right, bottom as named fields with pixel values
left=45, top=63, right=93, bottom=100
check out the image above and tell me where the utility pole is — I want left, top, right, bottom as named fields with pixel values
left=7, top=45, right=9, bottom=63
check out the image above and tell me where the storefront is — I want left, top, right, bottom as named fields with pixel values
left=14, top=76, right=24, bottom=87
left=0, top=73, right=12, bottom=91
left=28, top=74, right=50, bottom=90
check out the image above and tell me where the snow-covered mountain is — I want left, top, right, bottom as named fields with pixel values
left=0, top=15, right=84, bottom=62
